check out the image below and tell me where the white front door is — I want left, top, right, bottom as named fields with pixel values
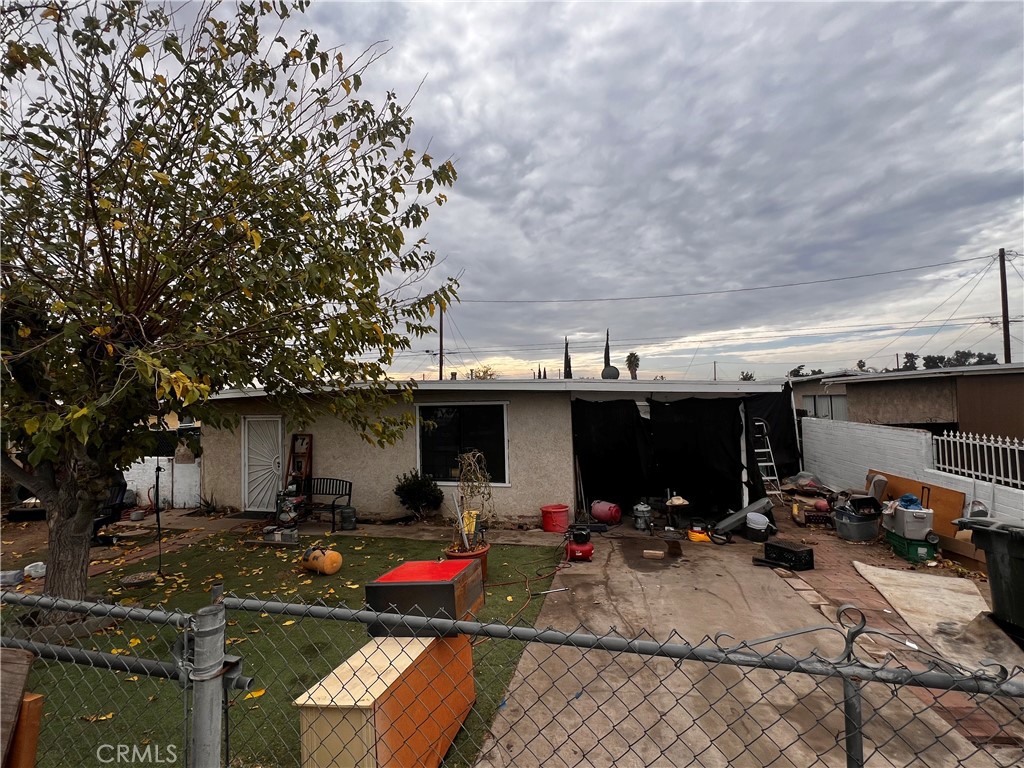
left=243, top=416, right=282, bottom=512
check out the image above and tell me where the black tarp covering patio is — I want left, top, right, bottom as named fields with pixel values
left=571, top=397, right=776, bottom=522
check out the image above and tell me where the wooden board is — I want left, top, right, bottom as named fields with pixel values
left=6, top=693, right=43, bottom=768
left=868, top=469, right=966, bottom=539
left=294, top=636, right=475, bottom=768
left=0, top=649, right=35, bottom=764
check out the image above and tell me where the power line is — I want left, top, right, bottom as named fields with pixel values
left=914, top=259, right=995, bottom=356
left=458, top=255, right=993, bottom=304
left=865, top=258, right=996, bottom=362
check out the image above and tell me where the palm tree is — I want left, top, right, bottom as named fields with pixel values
left=625, top=352, right=640, bottom=380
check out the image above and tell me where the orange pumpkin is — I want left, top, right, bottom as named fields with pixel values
left=300, top=547, right=343, bottom=575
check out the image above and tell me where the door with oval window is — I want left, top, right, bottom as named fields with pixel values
left=243, top=416, right=282, bottom=512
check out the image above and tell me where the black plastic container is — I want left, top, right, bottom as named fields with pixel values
left=955, top=518, right=1024, bottom=636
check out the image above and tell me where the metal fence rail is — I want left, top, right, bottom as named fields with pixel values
left=934, top=431, right=1023, bottom=489
left=221, top=596, right=1024, bottom=768
left=4, top=588, right=1022, bottom=768
left=0, top=591, right=251, bottom=768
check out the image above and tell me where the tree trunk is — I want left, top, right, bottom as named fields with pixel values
left=44, top=500, right=95, bottom=600
left=41, top=450, right=111, bottom=601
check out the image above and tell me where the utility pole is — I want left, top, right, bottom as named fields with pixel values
left=895, top=353, right=899, bottom=371
left=999, top=248, right=1012, bottom=363
left=438, top=305, right=444, bottom=380
left=713, top=361, right=717, bottom=381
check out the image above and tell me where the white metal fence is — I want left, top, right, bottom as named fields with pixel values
left=933, top=431, right=1023, bottom=490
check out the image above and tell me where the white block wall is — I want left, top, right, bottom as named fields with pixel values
left=124, top=456, right=201, bottom=509
left=803, top=418, right=1023, bottom=525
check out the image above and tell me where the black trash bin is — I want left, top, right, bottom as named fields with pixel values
left=955, top=517, right=1024, bottom=636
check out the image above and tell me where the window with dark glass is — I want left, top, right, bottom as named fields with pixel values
left=418, top=404, right=507, bottom=484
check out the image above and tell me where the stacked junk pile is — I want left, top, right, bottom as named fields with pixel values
left=783, top=471, right=944, bottom=563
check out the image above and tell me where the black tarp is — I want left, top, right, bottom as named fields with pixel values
left=571, top=399, right=652, bottom=513
left=571, top=397, right=767, bottom=522
left=647, top=398, right=765, bottom=518
left=744, top=382, right=801, bottom=478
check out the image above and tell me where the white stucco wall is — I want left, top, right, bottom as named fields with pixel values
left=201, top=390, right=576, bottom=527
left=803, top=418, right=1023, bottom=525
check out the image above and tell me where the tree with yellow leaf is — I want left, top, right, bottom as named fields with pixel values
left=1, top=1, right=458, bottom=600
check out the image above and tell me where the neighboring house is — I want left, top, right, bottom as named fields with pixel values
left=821, top=363, right=1024, bottom=439
left=200, top=379, right=790, bottom=526
left=788, top=370, right=864, bottom=421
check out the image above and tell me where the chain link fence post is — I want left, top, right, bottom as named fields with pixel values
left=189, top=604, right=226, bottom=768
left=842, top=677, right=865, bottom=768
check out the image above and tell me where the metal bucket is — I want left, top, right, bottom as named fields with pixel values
left=633, top=503, right=652, bottom=531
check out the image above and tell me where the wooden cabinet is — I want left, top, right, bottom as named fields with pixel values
left=294, top=635, right=475, bottom=768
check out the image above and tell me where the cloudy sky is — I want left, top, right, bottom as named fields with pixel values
left=307, top=1, right=1023, bottom=381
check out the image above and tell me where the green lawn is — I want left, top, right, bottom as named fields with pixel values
left=19, top=532, right=562, bottom=767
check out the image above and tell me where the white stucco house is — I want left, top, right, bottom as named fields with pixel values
left=199, top=379, right=791, bottom=528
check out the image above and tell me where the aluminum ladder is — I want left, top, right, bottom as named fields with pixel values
left=751, top=418, right=783, bottom=496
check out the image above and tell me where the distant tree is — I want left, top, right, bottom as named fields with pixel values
left=563, top=337, right=573, bottom=379
left=739, top=371, right=756, bottom=381
left=809, top=368, right=824, bottom=376
left=471, top=365, right=498, bottom=380
left=922, top=350, right=999, bottom=369
left=625, top=352, right=640, bottom=380
left=787, top=365, right=806, bottom=378
left=856, top=360, right=867, bottom=371
left=653, top=374, right=666, bottom=381
left=901, top=353, right=919, bottom=371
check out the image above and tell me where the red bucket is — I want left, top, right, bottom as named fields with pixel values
left=541, top=504, right=570, bottom=533
left=590, top=500, right=622, bottom=525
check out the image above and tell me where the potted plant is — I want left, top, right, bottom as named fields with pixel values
left=444, top=450, right=493, bottom=579
left=393, top=470, right=444, bottom=521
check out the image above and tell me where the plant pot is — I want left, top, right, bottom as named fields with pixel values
left=444, top=542, right=490, bottom=581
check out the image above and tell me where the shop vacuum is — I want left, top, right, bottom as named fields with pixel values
left=565, top=525, right=594, bottom=561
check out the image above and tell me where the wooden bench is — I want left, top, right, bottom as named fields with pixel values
left=299, top=477, right=354, bottom=533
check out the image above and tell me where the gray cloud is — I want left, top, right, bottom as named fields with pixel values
left=309, top=1, right=1023, bottom=379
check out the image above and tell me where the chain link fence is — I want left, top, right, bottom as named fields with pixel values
left=220, top=595, right=1024, bottom=768
left=0, top=591, right=251, bottom=768
left=3, top=590, right=1023, bottom=767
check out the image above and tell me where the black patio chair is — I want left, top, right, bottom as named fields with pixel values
left=92, top=481, right=130, bottom=546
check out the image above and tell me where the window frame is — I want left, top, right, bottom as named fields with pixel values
left=416, top=401, right=511, bottom=487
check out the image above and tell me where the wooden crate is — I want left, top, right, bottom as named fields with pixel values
left=364, top=560, right=484, bottom=636
left=294, top=636, right=475, bottom=768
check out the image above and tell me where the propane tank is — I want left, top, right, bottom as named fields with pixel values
left=590, top=500, right=621, bottom=524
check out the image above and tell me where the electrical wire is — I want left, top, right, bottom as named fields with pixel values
left=458, top=255, right=993, bottom=304
left=913, top=260, right=995, bottom=356
left=864, top=257, right=997, bottom=362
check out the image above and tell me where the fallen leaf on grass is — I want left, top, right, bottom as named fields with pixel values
left=128, top=638, right=141, bottom=647
left=126, top=676, right=139, bottom=682
left=506, top=596, right=514, bottom=602
left=243, top=689, right=265, bottom=700
left=353, top=545, right=364, bottom=551
left=81, top=712, right=115, bottom=722
left=282, top=620, right=295, bottom=626
left=225, top=637, right=247, bottom=646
